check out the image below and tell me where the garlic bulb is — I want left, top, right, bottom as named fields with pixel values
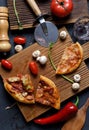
left=72, top=83, right=80, bottom=91
left=37, top=56, right=47, bottom=65
left=15, top=45, right=23, bottom=52
left=59, top=31, right=67, bottom=40
left=32, top=50, right=41, bottom=58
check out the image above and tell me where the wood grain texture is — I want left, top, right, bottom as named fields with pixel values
left=0, top=27, right=89, bottom=122
left=7, top=0, right=88, bottom=30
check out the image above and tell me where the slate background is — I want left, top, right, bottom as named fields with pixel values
left=0, top=0, right=89, bottom=130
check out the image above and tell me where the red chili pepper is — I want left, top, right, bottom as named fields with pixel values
left=14, top=36, right=26, bottom=45
left=1, top=59, right=13, bottom=70
left=34, top=97, right=79, bottom=125
left=29, top=61, right=38, bottom=75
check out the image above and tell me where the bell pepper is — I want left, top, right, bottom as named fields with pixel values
left=34, top=96, right=79, bottom=125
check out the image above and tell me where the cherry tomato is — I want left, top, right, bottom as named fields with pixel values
left=14, top=36, right=26, bottom=45
left=29, top=61, right=38, bottom=75
left=51, top=0, right=73, bottom=18
left=1, top=59, right=13, bottom=70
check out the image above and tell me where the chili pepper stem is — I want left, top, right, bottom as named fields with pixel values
left=48, top=43, right=74, bottom=84
left=74, top=96, right=79, bottom=106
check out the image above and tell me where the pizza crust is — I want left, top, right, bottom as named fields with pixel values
left=3, top=74, right=60, bottom=109
left=3, top=74, right=35, bottom=104
left=56, top=42, right=83, bottom=74
left=35, top=75, right=60, bottom=110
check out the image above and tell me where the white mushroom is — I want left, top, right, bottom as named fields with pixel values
left=36, top=56, right=41, bottom=62
left=72, top=82, right=80, bottom=91
left=59, top=31, right=67, bottom=40
left=32, top=50, right=41, bottom=58
left=37, top=55, right=47, bottom=65
left=73, top=74, right=81, bottom=82
left=15, top=45, right=23, bottom=52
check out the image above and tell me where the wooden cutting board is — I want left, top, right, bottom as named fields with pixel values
left=7, top=0, right=88, bottom=30
left=0, top=27, right=89, bottom=122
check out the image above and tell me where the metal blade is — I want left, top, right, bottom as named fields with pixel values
left=34, top=21, right=59, bottom=47
left=39, top=17, right=48, bottom=36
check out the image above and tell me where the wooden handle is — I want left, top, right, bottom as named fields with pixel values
left=26, top=0, right=41, bottom=16
left=0, top=7, right=11, bottom=52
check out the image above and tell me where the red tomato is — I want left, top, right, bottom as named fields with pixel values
left=14, top=36, right=26, bottom=45
left=29, top=61, right=38, bottom=75
left=1, top=59, right=12, bottom=70
left=51, top=0, right=73, bottom=18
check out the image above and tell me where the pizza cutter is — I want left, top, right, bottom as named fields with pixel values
left=26, top=0, right=59, bottom=47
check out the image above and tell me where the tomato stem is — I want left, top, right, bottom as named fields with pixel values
left=56, top=0, right=64, bottom=6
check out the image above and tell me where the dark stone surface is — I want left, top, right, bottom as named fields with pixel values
left=0, top=0, right=89, bottom=130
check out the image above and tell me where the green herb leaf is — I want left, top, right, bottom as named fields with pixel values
left=61, top=74, right=74, bottom=83
left=13, top=0, right=23, bottom=30
left=48, top=43, right=74, bottom=84
left=48, top=43, right=57, bottom=71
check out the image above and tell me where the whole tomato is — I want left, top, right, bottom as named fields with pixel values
left=1, top=59, right=12, bottom=70
left=50, top=0, right=73, bottom=18
left=29, top=61, right=38, bottom=75
left=14, top=36, right=26, bottom=45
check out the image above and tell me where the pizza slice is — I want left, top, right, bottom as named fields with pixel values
left=56, top=42, right=83, bottom=74
left=35, top=75, right=60, bottom=110
left=3, top=74, right=35, bottom=104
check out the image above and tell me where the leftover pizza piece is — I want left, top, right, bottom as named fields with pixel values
left=56, top=42, right=83, bottom=74
left=3, top=74, right=35, bottom=104
left=35, top=75, right=60, bottom=110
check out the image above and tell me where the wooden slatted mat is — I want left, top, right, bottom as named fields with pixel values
left=7, top=0, right=88, bottom=30
left=0, top=27, right=89, bottom=122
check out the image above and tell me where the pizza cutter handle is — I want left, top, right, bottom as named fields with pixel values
left=26, top=0, right=41, bottom=17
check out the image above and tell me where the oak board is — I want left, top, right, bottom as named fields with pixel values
left=0, top=27, right=89, bottom=122
left=7, top=0, right=88, bottom=30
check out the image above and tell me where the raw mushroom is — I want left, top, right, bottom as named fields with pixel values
left=15, top=45, right=23, bottom=52
left=32, top=50, right=41, bottom=58
left=37, top=56, right=47, bottom=65
left=72, top=83, right=80, bottom=91
left=73, top=74, right=81, bottom=82
left=59, top=31, right=67, bottom=40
